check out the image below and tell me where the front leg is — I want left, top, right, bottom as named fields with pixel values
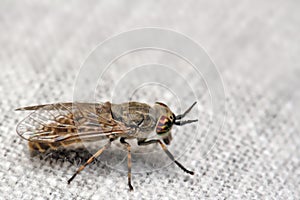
left=137, top=139, right=194, bottom=175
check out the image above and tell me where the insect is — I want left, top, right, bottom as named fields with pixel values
left=16, top=101, right=198, bottom=190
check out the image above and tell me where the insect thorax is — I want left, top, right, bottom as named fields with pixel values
left=110, top=102, right=158, bottom=137
left=110, top=102, right=175, bottom=140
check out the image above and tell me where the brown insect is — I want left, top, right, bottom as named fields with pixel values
left=16, top=101, right=198, bottom=190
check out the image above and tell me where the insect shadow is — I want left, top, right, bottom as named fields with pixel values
left=30, top=143, right=170, bottom=173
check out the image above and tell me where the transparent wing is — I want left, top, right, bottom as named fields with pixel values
left=16, top=102, right=130, bottom=143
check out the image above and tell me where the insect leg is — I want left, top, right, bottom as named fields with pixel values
left=120, top=137, right=134, bottom=191
left=67, top=138, right=114, bottom=184
left=138, top=140, right=194, bottom=175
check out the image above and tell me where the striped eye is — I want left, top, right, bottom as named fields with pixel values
left=156, top=115, right=173, bottom=135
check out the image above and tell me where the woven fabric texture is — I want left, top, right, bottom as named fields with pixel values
left=1, top=1, right=299, bottom=199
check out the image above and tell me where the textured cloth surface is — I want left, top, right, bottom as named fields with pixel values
left=1, top=1, right=300, bottom=199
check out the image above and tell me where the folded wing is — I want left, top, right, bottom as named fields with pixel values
left=16, top=102, right=130, bottom=144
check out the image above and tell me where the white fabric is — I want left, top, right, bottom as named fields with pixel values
left=1, top=1, right=299, bottom=199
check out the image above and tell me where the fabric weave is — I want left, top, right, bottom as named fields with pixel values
left=0, top=1, right=299, bottom=199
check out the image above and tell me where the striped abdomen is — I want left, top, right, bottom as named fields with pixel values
left=28, top=139, right=82, bottom=153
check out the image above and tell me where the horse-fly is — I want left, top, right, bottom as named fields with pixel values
left=16, top=101, right=198, bottom=190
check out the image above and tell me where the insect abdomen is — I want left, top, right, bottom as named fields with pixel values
left=28, top=139, right=82, bottom=153
left=28, top=141, right=55, bottom=153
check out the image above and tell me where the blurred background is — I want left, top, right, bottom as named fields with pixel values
left=0, top=1, right=299, bottom=199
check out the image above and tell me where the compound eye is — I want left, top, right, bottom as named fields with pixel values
left=156, top=115, right=172, bottom=135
